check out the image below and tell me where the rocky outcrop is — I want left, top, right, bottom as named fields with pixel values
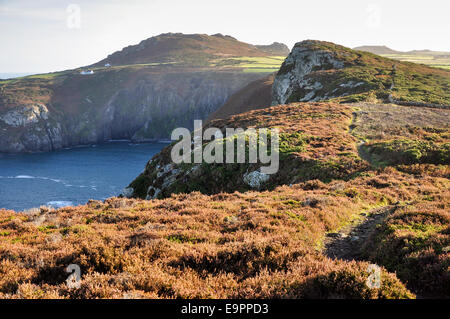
left=243, top=170, right=270, bottom=189
left=0, top=103, right=64, bottom=152
left=272, top=40, right=450, bottom=106
left=0, top=104, right=48, bottom=127
left=272, top=40, right=346, bottom=105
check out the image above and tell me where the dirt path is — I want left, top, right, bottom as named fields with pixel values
left=329, top=108, right=396, bottom=261
left=323, top=205, right=398, bottom=261
left=349, top=110, right=376, bottom=167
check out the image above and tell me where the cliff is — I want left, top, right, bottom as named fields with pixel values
left=0, top=33, right=288, bottom=153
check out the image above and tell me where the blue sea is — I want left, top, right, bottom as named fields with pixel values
left=0, top=142, right=167, bottom=211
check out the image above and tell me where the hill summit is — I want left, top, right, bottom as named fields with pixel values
left=95, top=33, right=288, bottom=67
left=353, top=45, right=402, bottom=55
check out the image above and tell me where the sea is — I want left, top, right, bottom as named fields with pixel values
left=0, top=72, right=36, bottom=79
left=0, top=142, right=168, bottom=211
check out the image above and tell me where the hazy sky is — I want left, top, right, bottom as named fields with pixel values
left=1, top=0, right=449, bottom=73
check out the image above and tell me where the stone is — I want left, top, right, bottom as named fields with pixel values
left=122, top=187, right=134, bottom=198
left=243, top=170, right=270, bottom=189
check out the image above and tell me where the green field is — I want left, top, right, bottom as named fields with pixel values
left=381, top=54, right=450, bottom=70
left=211, top=56, right=285, bottom=72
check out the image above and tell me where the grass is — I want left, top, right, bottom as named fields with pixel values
left=350, top=103, right=450, bottom=167
left=211, top=56, right=285, bottom=72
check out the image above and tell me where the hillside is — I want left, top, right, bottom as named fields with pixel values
left=255, top=42, right=290, bottom=56
left=1, top=39, right=448, bottom=299
left=1, top=100, right=448, bottom=298
left=120, top=41, right=449, bottom=298
left=354, top=45, right=450, bottom=57
left=94, top=33, right=288, bottom=67
left=207, top=73, right=275, bottom=121
left=0, top=33, right=288, bottom=153
left=210, top=41, right=450, bottom=122
left=273, top=40, right=450, bottom=106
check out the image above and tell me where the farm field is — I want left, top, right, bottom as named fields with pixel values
left=381, top=54, right=450, bottom=70
left=211, top=56, right=285, bottom=72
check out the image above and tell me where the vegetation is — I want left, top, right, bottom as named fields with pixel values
left=278, top=41, right=450, bottom=106
left=122, top=98, right=449, bottom=298
left=2, top=98, right=449, bottom=298
left=1, top=37, right=449, bottom=299
left=211, top=56, right=285, bottom=73
left=362, top=201, right=449, bottom=296
left=4, top=168, right=443, bottom=298
left=130, top=103, right=370, bottom=199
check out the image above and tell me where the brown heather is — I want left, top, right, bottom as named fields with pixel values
left=1, top=99, right=449, bottom=299
left=2, top=168, right=449, bottom=299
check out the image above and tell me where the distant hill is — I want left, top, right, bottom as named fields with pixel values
left=354, top=45, right=402, bottom=55
left=255, top=42, right=290, bottom=56
left=355, top=45, right=450, bottom=57
left=94, top=33, right=283, bottom=67
left=0, top=33, right=289, bottom=153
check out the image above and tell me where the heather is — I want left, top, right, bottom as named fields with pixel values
left=4, top=169, right=442, bottom=298
left=130, top=102, right=369, bottom=199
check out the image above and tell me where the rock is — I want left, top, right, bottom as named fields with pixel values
left=189, top=165, right=202, bottom=177
left=0, top=104, right=49, bottom=127
left=122, top=187, right=134, bottom=198
left=272, top=40, right=345, bottom=105
left=146, top=186, right=161, bottom=199
left=161, top=174, right=177, bottom=189
left=243, top=170, right=270, bottom=189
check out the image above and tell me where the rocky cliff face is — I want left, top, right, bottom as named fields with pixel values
left=272, top=40, right=349, bottom=105
left=0, top=71, right=262, bottom=153
left=0, top=104, right=63, bottom=152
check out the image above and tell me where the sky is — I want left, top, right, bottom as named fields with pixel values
left=1, top=0, right=449, bottom=73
